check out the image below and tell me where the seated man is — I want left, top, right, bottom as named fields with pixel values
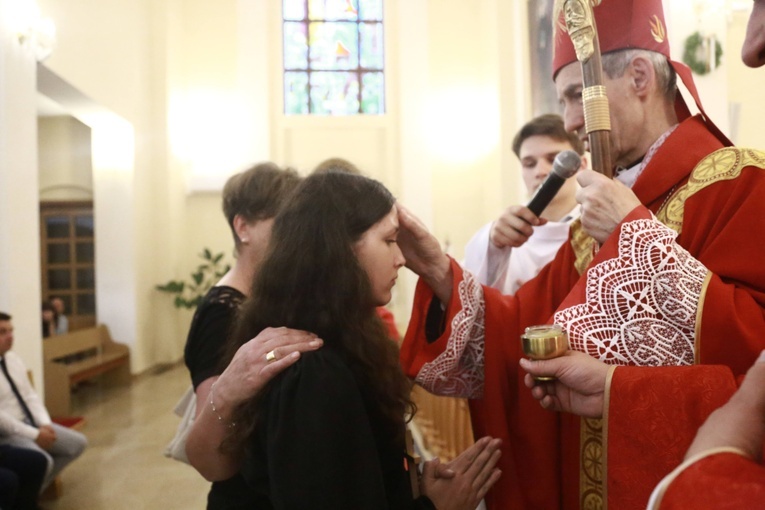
left=463, top=113, right=586, bottom=294
left=0, top=312, right=87, bottom=488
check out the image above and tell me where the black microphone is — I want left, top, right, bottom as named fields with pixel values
left=526, top=150, right=581, bottom=217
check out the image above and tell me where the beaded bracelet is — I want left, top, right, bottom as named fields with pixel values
left=209, top=382, right=236, bottom=428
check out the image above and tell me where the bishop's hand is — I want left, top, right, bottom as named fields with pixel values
left=396, top=202, right=453, bottom=303
left=520, top=350, right=610, bottom=419
left=576, top=170, right=641, bottom=244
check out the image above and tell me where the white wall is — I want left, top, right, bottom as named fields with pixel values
left=37, top=0, right=171, bottom=373
left=38, top=115, right=93, bottom=201
left=666, top=0, right=730, bottom=135
left=727, top=7, right=765, bottom=147
left=0, top=0, right=45, bottom=386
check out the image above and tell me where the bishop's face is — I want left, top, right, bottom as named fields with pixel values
left=554, top=61, right=643, bottom=170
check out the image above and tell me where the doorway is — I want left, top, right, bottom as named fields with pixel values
left=39, top=201, right=96, bottom=330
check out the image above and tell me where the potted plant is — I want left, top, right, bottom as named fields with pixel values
left=156, top=248, right=230, bottom=309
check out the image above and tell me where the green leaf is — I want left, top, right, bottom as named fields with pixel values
left=156, top=247, right=231, bottom=309
left=156, top=281, right=185, bottom=293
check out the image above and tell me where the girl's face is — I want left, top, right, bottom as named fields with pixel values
left=353, top=205, right=406, bottom=307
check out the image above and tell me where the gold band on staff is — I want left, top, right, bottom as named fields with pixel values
left=582, top=85, right=611, bottom=133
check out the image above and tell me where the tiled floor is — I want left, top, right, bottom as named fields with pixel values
left=42, top=363, right=210, bottom=510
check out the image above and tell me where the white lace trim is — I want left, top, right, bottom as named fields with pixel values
left=554, top=218, right=707, bottom=366
left=415, top=271, right=486, bottom=399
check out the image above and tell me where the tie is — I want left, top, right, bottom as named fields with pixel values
left=0, top=357, right=37, bottom=427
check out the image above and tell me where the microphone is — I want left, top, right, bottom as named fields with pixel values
left=526, top=150, right=581, bottom=217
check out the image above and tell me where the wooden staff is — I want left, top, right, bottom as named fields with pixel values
left=562, top=0, right=613, bottom=178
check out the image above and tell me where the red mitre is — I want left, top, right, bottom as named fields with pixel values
left=552, top=0, right=670, bottom=78
left=551, top=0, right=730, bottom=144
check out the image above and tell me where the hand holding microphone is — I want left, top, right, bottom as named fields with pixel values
left=490, top=150, right=581, bottom=250
left=526, top=150, right=582, bottom=217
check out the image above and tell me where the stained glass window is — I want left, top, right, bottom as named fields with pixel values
left=283, top=0, right=385, bottom=115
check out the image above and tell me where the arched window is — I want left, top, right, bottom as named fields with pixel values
left=283, top=0, right=385, bottom=115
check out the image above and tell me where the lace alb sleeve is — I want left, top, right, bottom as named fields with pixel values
left=415, top=271, right=486, bottom=399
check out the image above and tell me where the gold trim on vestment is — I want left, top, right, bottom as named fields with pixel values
left=694, top=271, right=713, bottom=365
left=578, top=365, right=616, bottom=510
left=570, top=219, right=597, bottom=276
left=657, top=147, right=765, bottom=363
left=657, top=148, right=765, bottom=234
left=602, top=365, right=616, bottom=509
left=580, top=417, right=604, bottom=510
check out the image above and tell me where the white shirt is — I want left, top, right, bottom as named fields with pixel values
left=463, top=205, right=580, bottom=295
left=55, top=315, right=69, bottom=336
left=0, top=351, right=51, bottom=439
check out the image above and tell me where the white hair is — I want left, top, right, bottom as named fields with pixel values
left=601, top=49, right=677, bottom=102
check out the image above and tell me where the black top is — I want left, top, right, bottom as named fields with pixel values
left=241, top=348, right=436, bottom=510
left=183, top=285, right=253, bottom=510
left=184, top=285, right=245, bottom=390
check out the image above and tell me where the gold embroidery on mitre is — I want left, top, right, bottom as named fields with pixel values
left=650, top=15, right=666, bottom=43
left=570, top=219, right=597, bottom=276
left=580, top=417, right=605, bottom=510
left=657, top=148, right=765, bottom=234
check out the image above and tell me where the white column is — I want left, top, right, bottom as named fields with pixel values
left=0, top=0, right=44, bottom=385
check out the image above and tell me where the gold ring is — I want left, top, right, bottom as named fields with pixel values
left=265, top=349, right=277, bottom=362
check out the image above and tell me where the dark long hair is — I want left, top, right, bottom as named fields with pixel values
left=222, top=171, right=414, bottom=451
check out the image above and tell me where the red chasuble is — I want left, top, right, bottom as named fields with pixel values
left=400, top=116, right=765, bottom=510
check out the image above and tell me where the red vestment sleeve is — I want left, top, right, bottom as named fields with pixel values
left=680, top=161, right=765, bottom=373
left=655, top=452, right=765, bottom=509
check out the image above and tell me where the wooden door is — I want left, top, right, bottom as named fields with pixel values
left=40, top=201, right=96, bottom=331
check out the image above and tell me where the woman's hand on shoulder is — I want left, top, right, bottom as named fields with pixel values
left=214, top=327, right=323, bottom=406
left=420, top=436, right=502, bottom=510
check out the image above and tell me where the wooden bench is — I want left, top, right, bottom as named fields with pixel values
left=43, top=324, right=131, bottom=417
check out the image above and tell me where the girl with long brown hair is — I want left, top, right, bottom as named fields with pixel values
left=221, top=171, right=500, bottom=509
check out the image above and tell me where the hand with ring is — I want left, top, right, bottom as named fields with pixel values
left=187, top=327, right=323, bottom=481
left=214, top=327, right=323, bottom=408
